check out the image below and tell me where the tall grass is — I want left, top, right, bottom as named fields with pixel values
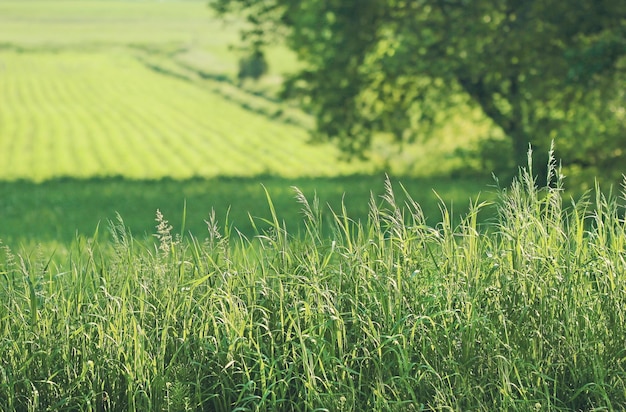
left=1, top=154, right=625, bottom=411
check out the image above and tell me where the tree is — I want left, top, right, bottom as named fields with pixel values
left=212, top=0, right=625, bottom=174
left=238, top=49, right=268, bottom=84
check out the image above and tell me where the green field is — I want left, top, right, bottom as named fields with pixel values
left=3, top=1, right=623, bottom=411
left=0, top=0, right=362, bottom=181
left=0, top=46, right=365, bottom=180
left=0, top=175, right=495, bottom=251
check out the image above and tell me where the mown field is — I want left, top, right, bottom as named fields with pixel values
left=2, top=1, right=624, bottom=411
left=0, top=48, right=361, bottom=180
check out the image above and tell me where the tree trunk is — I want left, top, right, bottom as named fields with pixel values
left=510, top=127, right=530, bottom=172
left=458, top=74, right=532, bottom=174
left=508, top=76, right=531, bottom=172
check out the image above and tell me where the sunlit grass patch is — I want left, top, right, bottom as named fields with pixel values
left=0, top=50, right=374, bottom=181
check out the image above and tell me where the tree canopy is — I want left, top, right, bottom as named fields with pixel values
left=213, top=0, right=625, bottom=176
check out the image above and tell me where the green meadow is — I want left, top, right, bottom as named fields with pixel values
left=1, top=1, right=625, bottom=411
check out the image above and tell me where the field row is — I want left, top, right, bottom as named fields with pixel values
left=0, top=51, right=372, bottom=181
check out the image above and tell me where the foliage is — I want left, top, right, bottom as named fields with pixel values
left=2, top=157, right=626, bottom=410
left=212, top=0, right=626, bottom=172
left=238, top=50, right=269, bottom=83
